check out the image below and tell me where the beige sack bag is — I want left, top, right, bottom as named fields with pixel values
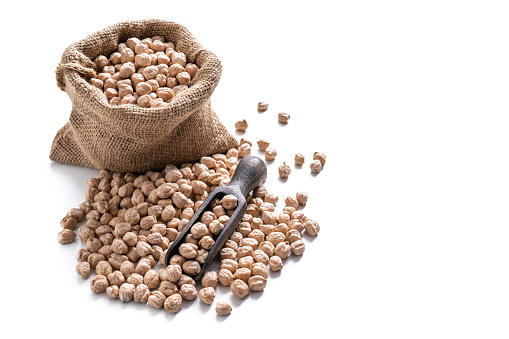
left=51, top=19, right=238, bottom=173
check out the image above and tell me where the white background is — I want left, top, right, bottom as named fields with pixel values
left=1, top=1, right=508, bottom=338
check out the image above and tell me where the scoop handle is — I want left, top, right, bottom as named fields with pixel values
left=229, top=156, right=267, bottom=197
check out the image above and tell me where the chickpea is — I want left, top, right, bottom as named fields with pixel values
left=58, top=229, right=76, bottom=244
left=148, top=291, right=166, bottom=308
left=238, top=143, right=251, bottom=157
left=294, top=153, right=305, bottom=165
left=167, top=76, right=178, bottom=88
left=107, top=271, right=125, bottom=287
left=278, top=112, right=290, bottom=123
left=182, top=64, right=197, bottom=78
left=182, top=260, right=201, bottom=275
left=150, top=98, right=165, bottom=108
left=291, top=240, right=306, bottom=255
left=198, top=287, right=216, bottom=305
left=134, top=284, right=150, bottom=303
left=218, top=268, right=235, bottom=286
left=166, top=264, right=182, bottom=283
left=135, top=82, right=152, bottom=96
left=106, top=285, right=119, bottom=299
left=171, top=52, right=187, bottom=67
left=119, top=62, right=135, bottom=78
left=304, top=219, right=320, bottom=236
left=248, top=275, right=267, bottom=292
left=135, top=42, right=150, bottom=55
left=143, top=65, right=159, bottom=80
left=296, top=191, right=308, bottom=205
left=215, top=301, right=232, bottom=316
left=257, top=101, right=269, bottom=112
left=313, top=152, right=327, bottom=166
left=164, top=293, right=183, bottom=313
left=269, top=255, right=284, bottom=271
left=201, top=271, right=218, bottom=288
left=90, top=275, right=109, bottom=294
left=169, top=63, right=185, bottom=77
left=230, top=279, right=249, bottom=299
left=159, top=281, right=178, bottom=297
left=76, top=262, right=91, bottom=279
left=310, top=159, right=323, bottom=173
left=179, top=283, right=198, bottom=300
left=137, top=94, right=152, bottom=108
left=176, top=71, right=191, bottom=86
left=235, top=119, right=248, bottom=131
left=264, top=147, right=277, bottom=161
left=278, top=162, right=291, bottom=178
left=90, top=78, right=104, bottom=89
left=173, top=85, right=189, bottom=95
left=257, top=139, right=270, bottom=151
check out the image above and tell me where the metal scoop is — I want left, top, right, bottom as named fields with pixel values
left=164, top=155, right=267, bottom=281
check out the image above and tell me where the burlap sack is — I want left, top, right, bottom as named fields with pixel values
left=51, top=19, right=238, bottom=173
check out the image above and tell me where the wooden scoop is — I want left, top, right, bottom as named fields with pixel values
left=164, top=155, right=267, bottom=281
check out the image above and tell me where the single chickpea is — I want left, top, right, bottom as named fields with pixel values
left=166, top=76, right=178, bottom=88
left=238, top=143, right=251, bottom=157
left=304, top=219, right=320, bottom=236
left=182, top=260, right=201, bottom=275
left=278, top=162, right=291, bottom=178
left=310, top=159, right=323, bottom=173
left=265, top=147, right=277, bottom=161
left=148, top=291, right=167, bottom=309
left=164, top=293, right=183, bottom=313
left=135, top=42, right=150, bottom=55
left=198, top=287, right=216, bottom=305
left=221, top=194, right=238, bottom=210
left=152, top=39, right=165, bottom=52
left=230, top=279, right=250, bottom=299
left=291, top=240, right=306, bottom=255
left=257, top=139, right=270, bottom=151
left=106, top=285, right=119, bottom=299
left=90, top=275, right=109, bottom=294
left=143, top=65, right=159, bottom=80
left=76, top=262, right=91, bottom=279
left=251, top=263, right=269, bottom=279
left=169, top=63, right=186, bottom=77
left=176, top=71, right=191, bottom=86
left=119, top=62, right=136, bottom=78
left=269, top=255, right=284, bottom=271
left=179, top=283, right=198, bottom=300
left=218, top=268, right=235, bottom=286
left=94, top=55, right=110, bottom=70
left=58, top=229, right=76, bottom=244
left=166, top=264, right=182, bottom=283
left=215, top=301, right=232, bottom=316
left=235, top=119, right=248, bottom=131
left=156, top=87, right=175, bottom=102
left=135, top=82, right=152, bottom=96
left=107, top=271, right=125, bottom=286
left=171, top=52, right=187, bottom=67
left=278, top=112, right=290, bottom=123
left=95, top=260, right=113, bottom=276
left=110, top=52, right=122, bottom=64
left=159, top=281, right=178, bottom=297
left=90, top=78, right=104, bottom=89
left=201, top=271, right=218, bottom=288
left=126, top=37, right=141, bottom=50
left=137, top=94, right=152, bottom=108
left=127, top=273, right=144, bottom=286
left=134, top=284, right=150, bottom=303
left=248, top=275, right=267, bottom=292
left=185, top=64, right=199, bottom=78
left=294, top=153, right=305, bottom=165
left=296, top=191, right=308, bottom=205
left=313, top=152, right=327, bottom=166
left=120, top=48, right=135, bottom=64
left=257, top=101, right=269, bottom=112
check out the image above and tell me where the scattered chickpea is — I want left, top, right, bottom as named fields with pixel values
left=265, top=147, right=277, bottom=161
left=106, top=285, right=119, bottom=299
left=198, top=287, right=216, bottom=305
left=90, top=275, right=109, bottom=294
left=147, top=291, right=166, bottom=308
left=215, top=301, right=232, bottom=316
left=164, top=293, right=183, bottom=313
left=278, top=112, right=290, bottom=124
left=235, top=119, right=248, bottom=132
left=269, top=255, right=284, bottom=271
left=58, top=229, right=76, bottom=244
left=76, top=262, right=91, bottom=279
left=294, top=153, right=305, bottom=165
left=278, top=162, right=291, bottom=178
left=313, top=152, right=327, bottom=166
left=230, top=279, right=250, bottom=299
left=257, top=101, right=269, bottom=112
left=296, top=192, right=308, bottom=205
left=310, top=159, right=323, bottom=173
left=179, top=283, right=198, bottom=300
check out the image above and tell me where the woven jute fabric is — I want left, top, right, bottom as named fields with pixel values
left=50, top=19, right=238, bottom=173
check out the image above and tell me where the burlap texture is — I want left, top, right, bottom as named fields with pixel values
left=51, top=19, right=238, bottom=173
